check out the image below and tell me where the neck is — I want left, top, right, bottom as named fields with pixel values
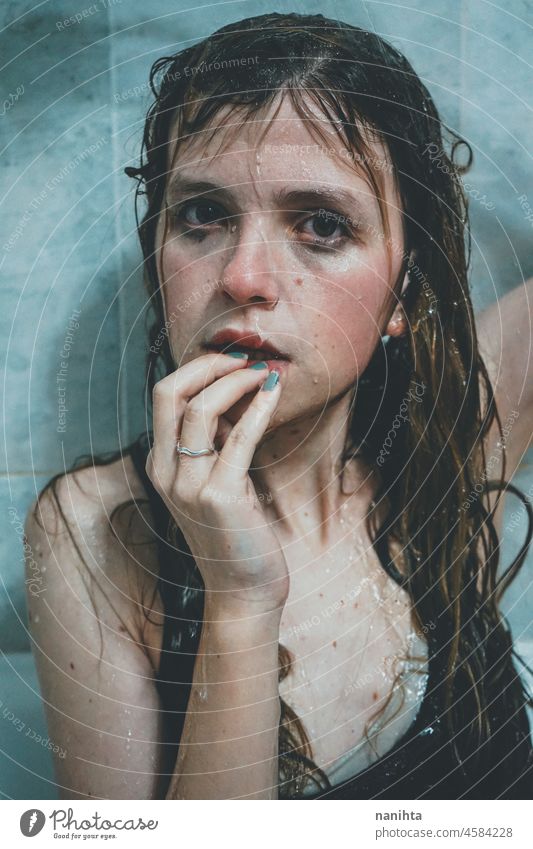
left=250, top=388, right=377, bottom=553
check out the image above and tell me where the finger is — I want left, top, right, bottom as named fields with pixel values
left=177, top=364, right=273, bottom=481
left=210, top=370, right=282, bottom=482
left=151, top=352, right=250, bottom=469
left=214, top=414, right=233, bottom=450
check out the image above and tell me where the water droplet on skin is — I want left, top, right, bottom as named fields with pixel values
left=253, top=315, right=263, bottom=338
left=197, top=687, right=208, bottom=702
left=230, top=224, right=237, bottom=233
left=33, top=616, right=39, bottom=623
left=312, top=378, right=318, bottom=384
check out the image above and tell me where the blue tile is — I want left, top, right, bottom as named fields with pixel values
left=459, top=0, right=533, bottom=307
left=499, top=449, right=533, bottom=644
left=0, top=475, right=50, bottom=652
left=0, top=652, right=57, bottom=799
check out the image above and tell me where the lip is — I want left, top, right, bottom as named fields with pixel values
left=205, top=329, right=290, bottom=362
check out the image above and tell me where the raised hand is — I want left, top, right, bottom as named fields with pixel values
left=146, top=353, right=290, bottom=616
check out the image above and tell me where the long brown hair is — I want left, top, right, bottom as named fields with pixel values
left=33, top=11, right=532, bottom=798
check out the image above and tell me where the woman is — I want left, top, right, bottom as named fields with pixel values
left=25, top=12, right=533, bottom=800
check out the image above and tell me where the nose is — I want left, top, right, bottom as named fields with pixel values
left=220, top=217, right=281, bottom=307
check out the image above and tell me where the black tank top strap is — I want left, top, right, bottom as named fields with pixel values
left=128, top=432, right=165, bottom=533
left=128, top=432, right=197, bottom=796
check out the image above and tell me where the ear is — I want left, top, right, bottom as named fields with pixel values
left=385, top=263, right=411, bottom=338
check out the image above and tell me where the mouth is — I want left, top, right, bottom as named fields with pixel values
left=204, top=331, right=291, bottom=367
left=207, top=343, right=287, bottom=361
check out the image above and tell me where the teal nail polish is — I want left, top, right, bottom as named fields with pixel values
left=261, top=370, right=280, bottom=391
left=227, top=351, right=249, bottom=358
left=249, top=360, right=269, bottom=370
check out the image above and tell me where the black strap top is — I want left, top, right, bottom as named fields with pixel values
left=129, top=433, right=533, bottom=799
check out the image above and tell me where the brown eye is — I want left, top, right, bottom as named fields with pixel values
left=298, top=209, right=352, bottom=247
left=181, top=201, right=226, bottom=226
left=311, top=214, right=343, bottom=238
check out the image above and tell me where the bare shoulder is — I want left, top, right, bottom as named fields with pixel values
left=24, top=452, right=167, bottom=799
left=476, top=281, right=532, bottom=477
left=25, top=451, right=164, bottom=663
left=475, top=286, right=533, bottom=542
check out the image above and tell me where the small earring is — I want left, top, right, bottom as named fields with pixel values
left=389, top=309, right=405, bottom=328
left=387, top=310, right=407, bottom=336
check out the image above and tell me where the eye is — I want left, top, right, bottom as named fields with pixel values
left=298, top=209, right=353, bottom=248
left=169, top=200, right=228, bottom=235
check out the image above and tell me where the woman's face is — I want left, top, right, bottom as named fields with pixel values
left=154, top=96, right=406, bottom=428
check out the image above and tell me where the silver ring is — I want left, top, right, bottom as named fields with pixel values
left=176, top=439, right=215, bottom=457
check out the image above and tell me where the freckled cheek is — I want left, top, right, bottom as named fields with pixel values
left=160, top=248, right=192, bottom=295
left=158, top=256, right=212, bottom=360
left=313, top=277, right=388, bottom=373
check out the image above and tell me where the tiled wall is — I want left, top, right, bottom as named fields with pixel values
left=1, top=0, right=531, bottom=797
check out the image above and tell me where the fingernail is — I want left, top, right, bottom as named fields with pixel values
left=227, top=351, right=249, bottom=358
left=261, top=370, right=280, bottom=391
left=249, top=360, right=269, bottom=370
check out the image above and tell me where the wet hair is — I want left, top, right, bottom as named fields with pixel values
left=33, top=11, right=532, bottom=798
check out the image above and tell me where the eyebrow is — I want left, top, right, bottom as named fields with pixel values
left=166, top=177, right=377, bottom=219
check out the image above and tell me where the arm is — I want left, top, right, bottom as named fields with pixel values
left=26, top=452, right=285, bottom=800
left=24, top=472, right=165, bottom=800
left=146, top=351, right=290, bottom=799
left=166, top=598, right=282, bottom=800
left=477, top=276, right=533, bottom=479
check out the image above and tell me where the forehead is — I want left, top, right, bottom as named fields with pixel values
left=166, top=95, right=401, bottom=214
